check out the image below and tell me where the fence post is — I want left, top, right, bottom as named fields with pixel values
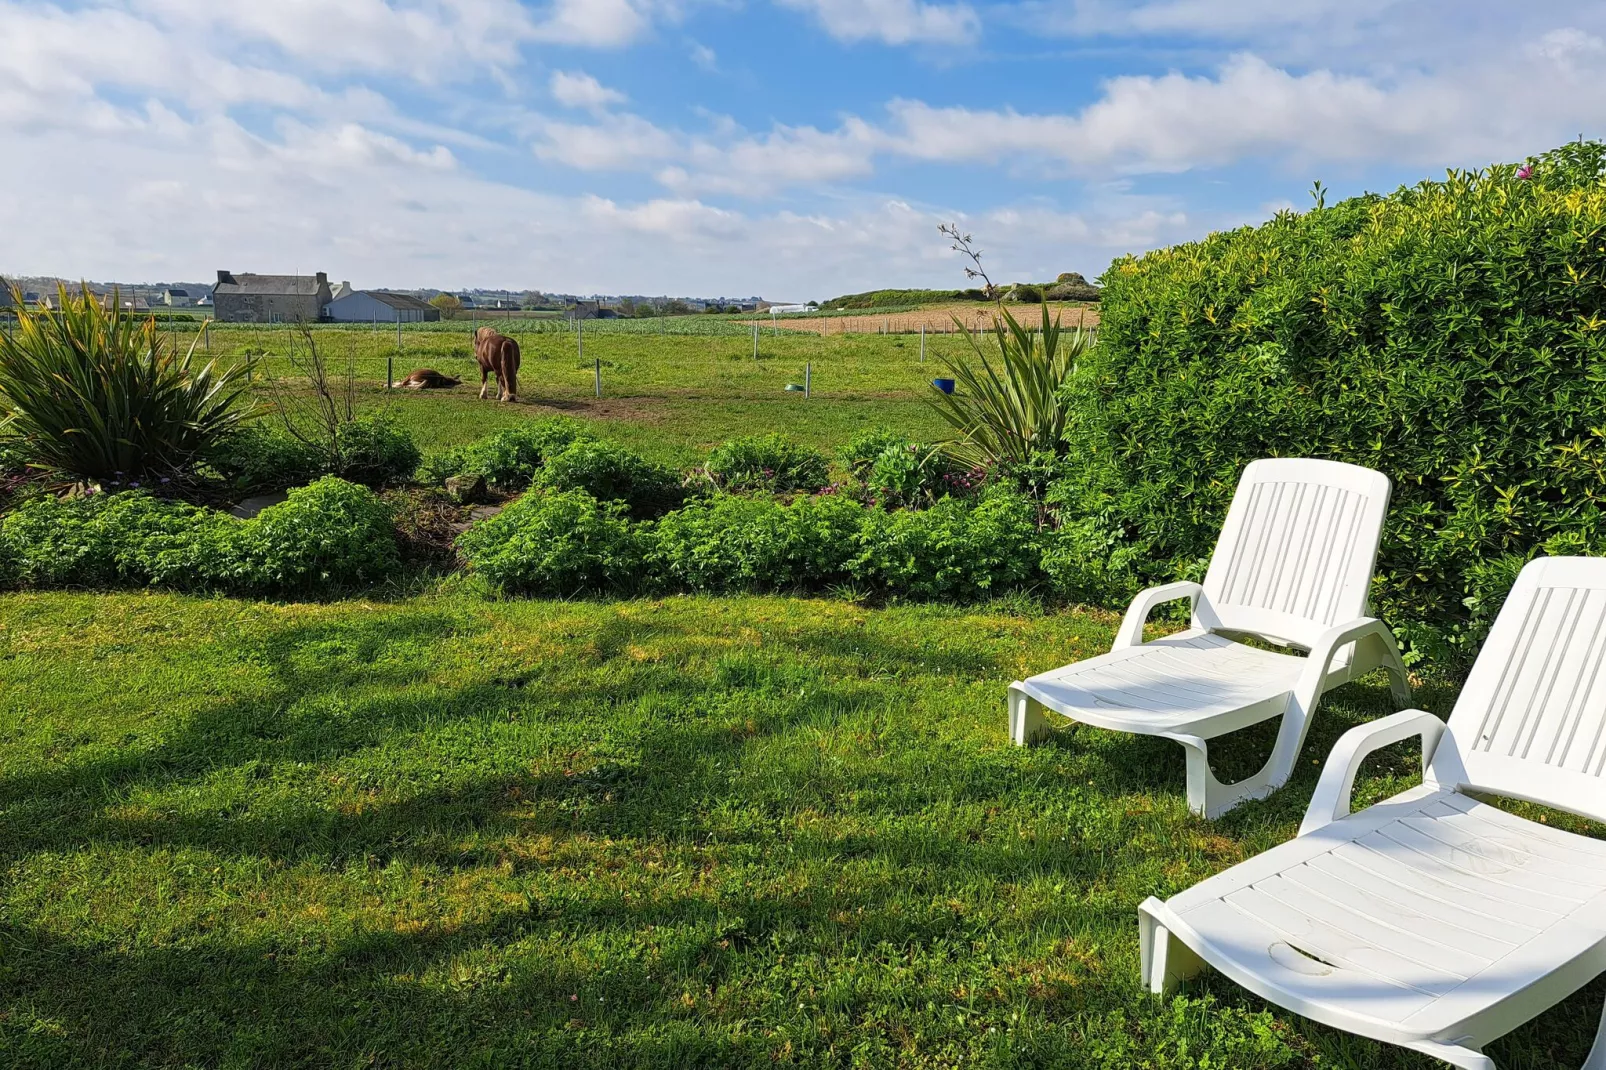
left=578, top=317, right=584, bottom=364
left=594, top=357, right=601, bottom=398
left=920, top=323, right=926, bottom=363
left=752, top=322, right=758, bottom=360
left=387, top=354, right=393, bottom=389
left=805, top=362, right=811, bottom=399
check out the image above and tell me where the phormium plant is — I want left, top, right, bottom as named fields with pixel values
left=0, top=285, right=251, bottom=481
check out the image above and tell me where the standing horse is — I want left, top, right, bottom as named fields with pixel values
left=473, top=327, right=521, bottom=402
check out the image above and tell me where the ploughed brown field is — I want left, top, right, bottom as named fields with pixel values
left=769, top=301, right=1101, bottom=335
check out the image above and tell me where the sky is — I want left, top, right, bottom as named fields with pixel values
left=2, top=1, right=1605, bottom=300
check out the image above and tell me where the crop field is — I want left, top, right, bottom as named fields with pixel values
left=192, top=321, right=983, bottom=464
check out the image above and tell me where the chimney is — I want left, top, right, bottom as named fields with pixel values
left=315, top=271, right=328, bottom=287
left=216, top=270, right=233, bottom=285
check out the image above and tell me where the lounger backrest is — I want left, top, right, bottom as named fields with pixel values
left=1440, top=555, right=1606, bottom=821
left=1201, top=458, right=1393, bottom=650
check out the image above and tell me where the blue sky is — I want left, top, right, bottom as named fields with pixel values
left=2, top=1, right=1605, bottom=300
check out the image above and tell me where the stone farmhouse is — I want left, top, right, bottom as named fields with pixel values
left=212, top=271, right=332, bottom=323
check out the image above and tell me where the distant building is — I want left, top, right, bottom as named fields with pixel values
left=566, top=301, right=621, bottom=321
left=196, top=293, right=213, bottom=308
left=97, top=293, right=150, bottom=313
left=324, top=290, right=441, bottom=323
left=328, top=280, right=355, bottom=301
left=212, top=270, right=332, bottom=323
left=163, top=288, right=193, bottom=308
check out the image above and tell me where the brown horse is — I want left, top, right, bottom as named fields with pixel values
left=396, top=368, right=461, bottom=389
left=473, top=327, right=520, bottom=402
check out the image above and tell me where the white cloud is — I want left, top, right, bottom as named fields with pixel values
left=550, top=70, right=628, bottom=109
left=880, top=45, right=1606, bottom=174
left=534, top=114, right=680, bottom=170
left=688, top=40, right=719, bottom=71
left=531, top=0, right=652, bottom=47
left=141, top=0, right=539, bottom=79
left=777, top=0, right=980, bottom=45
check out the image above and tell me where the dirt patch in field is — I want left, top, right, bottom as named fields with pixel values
left=515, top=396, right=672, bottom=422
left=770, top=302, right=1100, bottom=336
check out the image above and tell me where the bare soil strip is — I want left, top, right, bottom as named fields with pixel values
left=768, top=302, right=1100, bottom=335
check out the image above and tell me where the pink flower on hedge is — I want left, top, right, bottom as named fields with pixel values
left=1517, top=165, right=1534, bottom=180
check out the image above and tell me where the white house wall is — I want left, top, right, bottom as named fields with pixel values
left=325, top=292, right=422, bottom=323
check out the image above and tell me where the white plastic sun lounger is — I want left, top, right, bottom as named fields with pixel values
left=1140, top=556, right=1606, bottom=1069
left=1010, top=458, right=1410, bottom=817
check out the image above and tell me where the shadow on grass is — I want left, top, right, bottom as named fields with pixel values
left=0, top=604, right=1596, bottom=1069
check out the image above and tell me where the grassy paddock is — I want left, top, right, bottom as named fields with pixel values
left=1, top=590, right=1600, bottom=1067
left=192, top=325, right=963, bottom=463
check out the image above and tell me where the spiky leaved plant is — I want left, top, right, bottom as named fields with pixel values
left=928, top=299, right=1092, bottom=469
left=0, top=285, right=251, bottom=481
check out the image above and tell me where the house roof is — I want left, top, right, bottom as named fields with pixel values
left=166, top=288, right=190, bottom=297
left=214, top=273, right=326, bottom=296
left=359, top=291, right=436, bottom=312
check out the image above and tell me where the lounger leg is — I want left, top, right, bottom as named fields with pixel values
left=1403, top=1039, right=1496, bottom=1070
left=1167, top=734, right=1278, bottom=819
left=1138, top=901, right=1205, bottom=996
left=1584, top=987, right=1606, bottom=1070
left=1008, top=685, right=1053, bottom=746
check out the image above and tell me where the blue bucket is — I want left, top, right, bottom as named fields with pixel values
left=933, top=378, right=956, bottom=395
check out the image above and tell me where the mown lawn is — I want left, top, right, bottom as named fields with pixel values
left=2, top=591, right=1600, bottom=1068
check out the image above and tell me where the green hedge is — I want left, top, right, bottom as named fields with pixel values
left=1056, top=140, right=1606, bottom=666
left=0, top=477, right=397, bottom=595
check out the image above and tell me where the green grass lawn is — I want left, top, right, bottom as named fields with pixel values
left=205, top=325, right=964, bottom=464
left=2, top=590, right=1600, bottom=1068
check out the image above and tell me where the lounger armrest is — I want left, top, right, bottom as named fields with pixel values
left=1113, top=582, right=1204, bottom=649
left=1294, top=617, right=1400, bottom=695
left=1298, top=709, right=1447, bottom=837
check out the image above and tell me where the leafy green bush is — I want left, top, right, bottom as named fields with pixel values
left=420, top=418, right=594, bottom=489
left=458, top=488, right=644, bottom=595
left=95, top=493, right=239, bottom=587
left=0, top=287, right=250, bottom=480
left=0, top=477, right=395, bottom=594
left=232, top=477, right=398, bottom=593
left=650, top=493, right=865, bottom=592
left=839, top=429, right=913, bottom=481
left=537, top=440, right=684, bottom=518
left=1056, top=139, right=1606, bottom=668
left=853, top=486, right=1042, bottom=600
left=208, top=424, right=324, bottom=490
left=0, top=493, right=121, bottom=587
left=334, top=413, right=421, bottom=486
left=704, top=434, right=830, bottom=493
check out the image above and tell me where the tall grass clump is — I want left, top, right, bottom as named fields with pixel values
left=1054, top=139, right=1606, bottom=668
left=0, top=286, right=250, bottom=480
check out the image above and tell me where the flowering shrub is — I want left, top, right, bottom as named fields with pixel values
left=704, top=434, right=830, bottom=493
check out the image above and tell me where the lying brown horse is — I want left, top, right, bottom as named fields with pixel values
left=473, top=327, right=520, bottom=402
left=396, top=368, right=461, bottom=389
